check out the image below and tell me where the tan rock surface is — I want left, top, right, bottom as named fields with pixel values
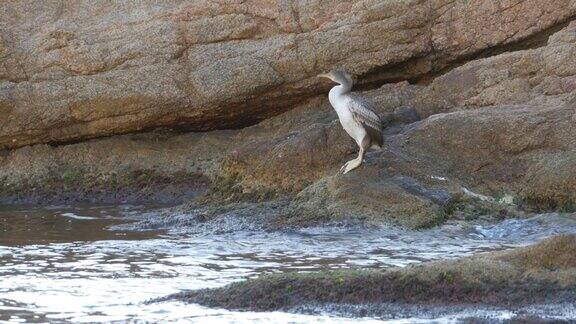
left=1, top=0, right=575, bottom=149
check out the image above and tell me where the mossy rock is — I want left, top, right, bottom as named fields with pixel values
left=157, top=235, right=576, bottom=312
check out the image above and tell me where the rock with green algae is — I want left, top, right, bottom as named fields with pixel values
left=156, top=235, right=576, bottom=312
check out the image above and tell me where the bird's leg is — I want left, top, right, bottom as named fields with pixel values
left=340, top=146, right=365, bottom=174
left=340, top=136, right=370, bottom=174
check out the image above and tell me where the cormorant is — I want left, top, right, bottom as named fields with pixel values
left=318, top=70, right=384, bottom=174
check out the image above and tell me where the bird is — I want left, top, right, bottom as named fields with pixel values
left=317, top=70, right=384, bottom=174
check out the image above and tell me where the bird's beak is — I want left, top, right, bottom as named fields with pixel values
left=317, top=73, right=329, bottom=79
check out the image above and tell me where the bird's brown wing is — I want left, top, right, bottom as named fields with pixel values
left=348, top=95, right=384, bottom=148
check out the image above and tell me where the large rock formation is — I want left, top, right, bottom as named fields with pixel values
left=1, top=2, right=575, bottom=229
left=1, top=0, right=575, bottom=149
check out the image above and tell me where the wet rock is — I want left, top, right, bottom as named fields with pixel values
left=111, top=201, right=282, bottom=234
left=278, top=171, right=453, bottom=229
left=1, top=0, right=575, bottom=149
left=0, top=130, right=228, bottom=204
left=401, top=104, right=576, bottom=210
left=156, top=235, right=576, bottom=314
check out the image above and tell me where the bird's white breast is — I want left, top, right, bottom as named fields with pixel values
left=328, top=86, right=367, bottom=145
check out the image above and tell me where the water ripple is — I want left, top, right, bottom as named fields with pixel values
left=1, top=206, right=575, bottom=322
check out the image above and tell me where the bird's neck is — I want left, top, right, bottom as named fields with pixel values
left=328, top=83, right=351, bottom=111
left=332, top=82, right=352, bottom=96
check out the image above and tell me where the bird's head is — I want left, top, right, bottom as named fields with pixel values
left=317, top=70, right=353, bottom=86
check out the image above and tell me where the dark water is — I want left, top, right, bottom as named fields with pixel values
left=1, top=205, right=576, bottom=323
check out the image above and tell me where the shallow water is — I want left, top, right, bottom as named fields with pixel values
left=1, top=205, right=576, bottom=323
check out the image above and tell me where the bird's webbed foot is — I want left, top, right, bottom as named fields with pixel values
left=339, top=158, right=362, bottom=174
left=338, top=163, right=348, bottom=174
